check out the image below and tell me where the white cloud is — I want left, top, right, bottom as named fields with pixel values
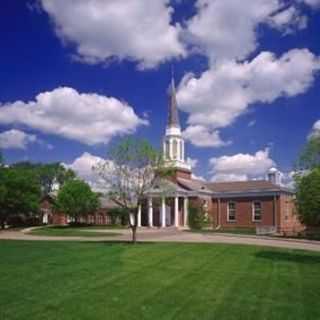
left=178, top=49, right=320, bottom=146
left=309, top=120, right=320, bottom=138
left=248, top=120, right=256, bottom=127
left=183, top=125, right=231, bottom=147
left=187, top=157, right=198, bottom=169
left=0, top=129, right=37, bottom=149
left=186, top=0, right=306, bottom=64
left=63, top=152, right=107, bottom=191
left=268, top=6, right=307, bottom=34
left=0, top=87, right=147, bottom=145
left=40, top=0, right=185, bottom=69
left=209, top=148, right=275, bottom=181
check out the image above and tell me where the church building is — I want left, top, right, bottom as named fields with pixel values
left=136, top=76, right=304, bottom=236
left=43, top=77, right=304, bottom=236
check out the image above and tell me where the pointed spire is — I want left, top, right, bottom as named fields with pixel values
left=167, top=66, right=180, bottom=128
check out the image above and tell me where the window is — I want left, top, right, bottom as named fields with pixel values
left=252, top=201, right=262, bottom=222
left=227, top=202, right=236, bottom=222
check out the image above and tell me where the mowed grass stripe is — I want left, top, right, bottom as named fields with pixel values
left=0, top=241, right=320, bottom=320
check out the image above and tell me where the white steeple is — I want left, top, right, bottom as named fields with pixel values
left=163, top=71, right=191, bottom=172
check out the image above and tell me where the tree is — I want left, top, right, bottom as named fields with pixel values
left=294, top=136, right=320, bottom=226
left=54, top=179, right=99, bottom=224
left=295, top=167, right=320, bottom=226
left=96, top=137, right=171, bottom=243
left=12, top=162, right=75, bottom=196
left=0, top=167, right=41, bottom=229
left=296, top=136, right=320, bottom=171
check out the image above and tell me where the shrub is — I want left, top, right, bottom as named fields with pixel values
left=188, top=203, right=208, bottom=230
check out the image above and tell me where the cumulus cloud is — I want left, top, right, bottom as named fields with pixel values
left=186, top=0, right=307, bottom=64
left=309, top=120, right=320, bottom=138
left=209, top=148, right=275, bottom=181
left=63, top=152, right=107, bottom=192
left=177, top=49, right=320, bottom=146
left=0, top=87, right=147, bottom=145
left=40, top=0, right=185, bottom=69
left=183, top=125, right=231, bottom=147
left=187, top=157, right=198, bottom=169
left=0, top=129, right=37, bottom=149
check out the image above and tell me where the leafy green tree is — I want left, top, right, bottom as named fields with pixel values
left=96, top=137, right=172, bottom=243
left=54, top=179, right=99, bottom=224
left=295, top=167, right=320, bottom=226
left=296, top=136, right=320, bottom=171
left=188, top=203, right=208, bottom=230
left=108, top=207, right=129, bottom=225
left=0, top=167, right=41, bottom=229
left=12, top=162, right=75, bottom=195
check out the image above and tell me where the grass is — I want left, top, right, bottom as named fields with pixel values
left=1, top=241, right=320, bottom=320
left=28, top=226, right=121, bottom=238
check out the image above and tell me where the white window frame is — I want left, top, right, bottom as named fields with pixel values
left=252, top=201, right=262, bottom=222
left=227, top=201, right=236, bottom=222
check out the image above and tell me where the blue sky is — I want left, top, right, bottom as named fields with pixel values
left=0, top=0, right=320, bottom=185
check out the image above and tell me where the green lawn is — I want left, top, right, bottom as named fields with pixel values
left=28, top=226, right=121, bottom=237
left=1, top=241, right=320, bottom=320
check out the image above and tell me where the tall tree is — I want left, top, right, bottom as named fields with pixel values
left=295, top=167, right=320, bottom=226
left=54, top=179, right=99, bottom=223
left=12, top=162, right=75, bottom=195
left=0, top=167, right=41, bottom=229
left=295, top=136, right=320, bottom=226
left=96, top=137, right=171, bottom=243
left=296, top=136, right=320, bottom=171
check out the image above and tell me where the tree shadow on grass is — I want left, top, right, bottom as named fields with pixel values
left=255, top=250, right=320, bottom=265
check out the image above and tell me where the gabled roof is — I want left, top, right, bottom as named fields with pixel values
left=99, top=197, right=120, bottom=209
left=205, top=180, right=285, bottom=193
left=178, top=178, right=294, bottom=197
left=177, top=178, right=212, bottom=194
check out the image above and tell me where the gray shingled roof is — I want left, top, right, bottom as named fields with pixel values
left=177, top=178, right=212, bottom=193
left=99, top=197, right=120, bottom=209
left=205, top=180, right=291, bottom=194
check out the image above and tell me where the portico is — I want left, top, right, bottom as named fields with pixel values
left=137, top=195, right=189, bottom=228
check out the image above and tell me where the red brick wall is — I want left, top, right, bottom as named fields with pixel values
left=211, top=197, right=275, bottom=229
left=278, top=194, right=305, bottom=235
left=207, top=194, right=305, bottom=235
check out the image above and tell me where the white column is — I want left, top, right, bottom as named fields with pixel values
left=148, top=197, right=153, bottom=227
left=169, top=140, right=173, bottom=160
left=183, top=197, right=189, bottom=227
left=129, top=213, right=135, bottom=226
left=137, top=204, right=142, bottom=227
left=161, top=197, right=166, bottom=228
left=174, top=196, right=179, bottom=227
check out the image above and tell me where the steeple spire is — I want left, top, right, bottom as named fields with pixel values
left=167, top=67, right=180, bottom=128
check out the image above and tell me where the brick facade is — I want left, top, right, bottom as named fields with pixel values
left=205, top=194, right=304, bottom=235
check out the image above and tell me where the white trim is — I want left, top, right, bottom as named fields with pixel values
left=252, top=201, right=262, bottom=222
left=227, top=201, right=236, bottom=222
